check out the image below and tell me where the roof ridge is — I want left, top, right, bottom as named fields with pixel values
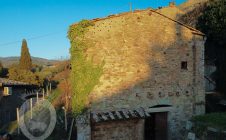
left=0, top=78, right=30, bottom=85
left=149, top=9, right=205, bottom=36
left=72, top=7, right=205, bottom=36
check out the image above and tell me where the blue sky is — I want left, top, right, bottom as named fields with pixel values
left=0, top=0, right=186, bottom=59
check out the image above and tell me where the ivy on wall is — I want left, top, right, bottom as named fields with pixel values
left=68, top=20, right=103, bottom=116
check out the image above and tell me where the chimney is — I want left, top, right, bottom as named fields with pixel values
left=169, top=1, right=176, bottom=7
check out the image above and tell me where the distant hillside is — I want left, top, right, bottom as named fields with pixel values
left=0, top=56, right=58, bottom=67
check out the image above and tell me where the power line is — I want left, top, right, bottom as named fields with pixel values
left=0, top=30, right=64, bottom=47
left=0, top=2, right=133, bottom=48
left=0, top=2, right=142, bottom=48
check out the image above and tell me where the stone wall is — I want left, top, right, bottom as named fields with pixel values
left=91, top=119, right=144, bottom=140
left=75, top=6, right=205, bottom=140
left=76, top=113, right=91, bottom=140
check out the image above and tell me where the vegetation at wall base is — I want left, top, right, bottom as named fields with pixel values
left=192, top=112, right=226, bottom=130
left=191, top=112, right=226, bottom=137
left=68, top=20, right=103, bottom=116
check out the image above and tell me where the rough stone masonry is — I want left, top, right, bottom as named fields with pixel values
left=73, top=6, right=206, bottom=140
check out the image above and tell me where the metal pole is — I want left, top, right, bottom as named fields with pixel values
left=129, top=2, right=132, bottom=12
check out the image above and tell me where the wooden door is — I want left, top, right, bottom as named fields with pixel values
left=145, top=116, right=155, bottom=140
left=155, top=112, right=168, bottom=140
left=145, top=112, right=168, bottom=140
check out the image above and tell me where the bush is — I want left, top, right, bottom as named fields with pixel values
left=8, top=65, right=40, bottom=85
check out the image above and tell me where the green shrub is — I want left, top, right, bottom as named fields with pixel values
left=68, top=20, right=103, bottom=116
left=192, top=112, right=226, bottom=129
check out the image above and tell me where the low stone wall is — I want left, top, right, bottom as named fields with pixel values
left=91, top=119, right=144, bottom=140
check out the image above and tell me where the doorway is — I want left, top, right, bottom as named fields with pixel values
left=145, top=112, right=168, bottom=140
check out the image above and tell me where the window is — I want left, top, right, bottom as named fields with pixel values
left=3, top=87, right=12, bottom=96
left=181, top=61, right=188, bottom=70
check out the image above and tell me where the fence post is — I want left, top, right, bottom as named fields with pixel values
left=62, top=106, right=67, bottom=131
left=42, top=91, right=45, bottom=101
left=16, top=108, right=20, bottom=134
left=46, top=85, right=49, bottom=96
left=50, top=82, right=52, bottom=93
left=68, top=118, right=75, bottom=140
left=30, top=98, right=33, bottom=119
left=36, top=92, right=39, bottom=103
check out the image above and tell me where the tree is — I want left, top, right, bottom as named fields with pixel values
left=8, top=64, right=40, bottom=85
left=197, top=0, right=226, bottom=93
left=0, top=61, right=8, bottom=78
left=0, top=61, right=2, bottom=68
left=0, top=61, right=3, bottom=77
left=19, top=39, right=32, bottom=70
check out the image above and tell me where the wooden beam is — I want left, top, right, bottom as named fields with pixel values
left=147, top=107, right=173, bottom=113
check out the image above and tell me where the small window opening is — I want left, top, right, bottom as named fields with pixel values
left=181, top=61, right=188, bottom=70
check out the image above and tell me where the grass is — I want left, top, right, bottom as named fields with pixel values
left=0, top=89, right=62, bottom=135
left=47, top=88, right=61, bottom=103
left=0, top=120, right=17, bottom=134
left=192, top=112, right=226, bottom=129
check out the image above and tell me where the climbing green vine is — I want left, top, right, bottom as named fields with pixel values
left=68, top=20, right=103, bottom=116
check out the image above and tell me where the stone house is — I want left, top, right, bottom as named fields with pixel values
left=0, top=78, right=30, bottom=96
left=73, top=5, right=205, bottom=140
left=0, top=78, right=35, bottom=127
